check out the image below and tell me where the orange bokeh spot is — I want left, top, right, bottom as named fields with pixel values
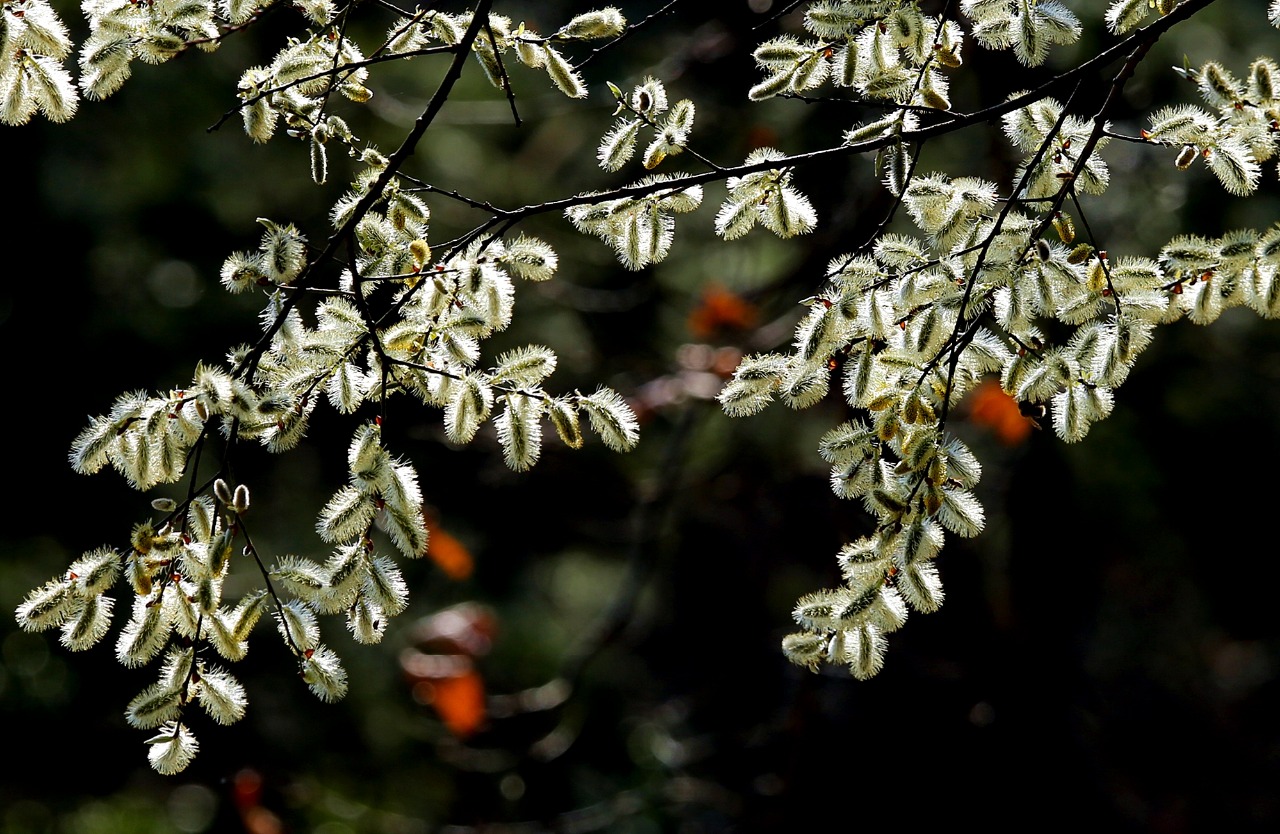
left=687, top=283, right=758, bottom=340
left=967, top=379, right=1035, bottom=446
left=428, top=669, right=487, bottom=739
left=424, top=513, right=473, bottom=580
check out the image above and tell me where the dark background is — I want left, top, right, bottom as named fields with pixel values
left=4, top=2, right=1280, bottom=832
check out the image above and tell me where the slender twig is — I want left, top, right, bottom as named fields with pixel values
left=605, top=87, right=726, bottom=173
left=932, top=33, right=1165, bottom=425
left=208, top=45, right=457, bottom=132
left=1068, top=188, right=1124, bottom=316
left=483, top=15, right=522, bottom=127
left=237, top=516, right=305, bottom=657
left=779, top=90, right=961, bottom=120
left=236, top=0, right=495, bottom=382
left=927, top=79, right=1085, bottom=423
left=576, top=0, right=683, bottom=70
left=445, top=0, right=1217, bottom=232
left=752, top=0, right=806, bottom=31
left=314, top=4, right=357, bottom=121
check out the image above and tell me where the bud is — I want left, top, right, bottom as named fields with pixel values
left=556, top=9, right=626, bottom=40
left=1053, top=211, right=1075, bottom=244
left=131, top=522, right=157, bottom=555
left=233, top=484, right=251, bottom=514
left=129, top=554, right=152, bottom=596
left=214, top=479, right=234, bottom=506
left=827, top=630, right=847, bottom=663
left=934, top=45, right=962, bottom=68
left=1087, top=256, right=1108, bottom=293
left=1067, top=243, right=1094, bottom=265
left=1175, top=144, right=1198, bottom=170
left=410, top=239, right=431, bottom=267
left=922, top=88, right=950, bottom=111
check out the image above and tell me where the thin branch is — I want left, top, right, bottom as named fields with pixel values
left=452, top=0, right=1217, bottom=232
left=235, top=0, right=495, bottom=382
left=575, top=0, right=683, bottom=70
left=752, top=0, right=806, bottom=31
left=778, top=90, right=961, bottom=120
left=927, top=78, right=1085, bottom=422
left=1068, top=188, right=1124, bottom=316
left=208, top=45, right=457, bottom=132
left=483, top=14, right=522, bottom=127
left=237, top=517, right=305, bottom=657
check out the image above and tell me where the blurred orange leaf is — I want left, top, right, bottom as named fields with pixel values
left=968, top=379, right=1035, bottom=446
left=424, top=512, right=473, bottom=580
left=402, top=603, right=496, bottom=738
left=687, top=283, right=758, bottom=339
left=232, top=769, right=284, bottom=834
left=420, top=668, right=487, bottom=739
